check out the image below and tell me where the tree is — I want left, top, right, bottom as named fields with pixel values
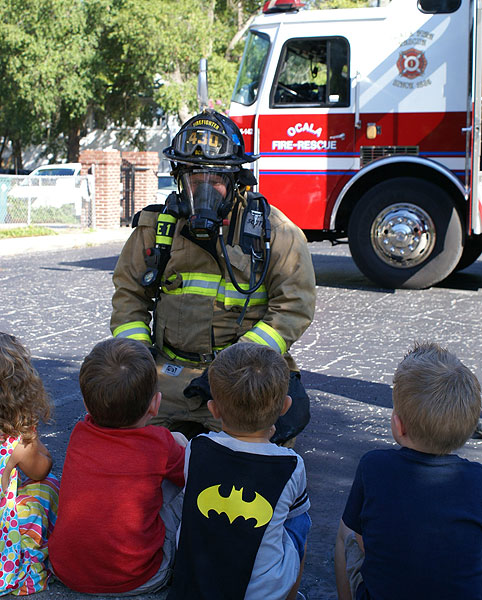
left=0, top=0, right=374, bottom=167
left=0, top=0, right=90, bottom=169
left=154, top=0, right=263, bottom=121
left=0, top=0, right=176, bottom=165
left=52, top=0, right=169, bottom=161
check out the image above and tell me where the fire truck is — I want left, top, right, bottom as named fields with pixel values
left=229, top=0, right=482, bottom=289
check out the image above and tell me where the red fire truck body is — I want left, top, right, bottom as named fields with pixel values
left=229, top=0, right=482, bottom=289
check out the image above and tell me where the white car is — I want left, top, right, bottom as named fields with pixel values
left=8, top=163, right=87, bottom=214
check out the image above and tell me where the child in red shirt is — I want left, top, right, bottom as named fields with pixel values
left=49, top=338, right=186, bottom=595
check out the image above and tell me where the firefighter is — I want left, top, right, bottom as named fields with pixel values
left=110, top=109, right=316, bottom=444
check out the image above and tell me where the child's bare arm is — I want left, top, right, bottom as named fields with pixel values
left=335, top=519, right=356, bottom=600
left=12, top=437, right=52, bottom=481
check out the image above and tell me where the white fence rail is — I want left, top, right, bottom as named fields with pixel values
left=0, top=175, right=95, bottom=229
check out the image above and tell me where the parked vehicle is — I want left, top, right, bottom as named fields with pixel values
left=8, top=163, right=86, bottom=214
left=229, top=0, right=482, bottom=288
left=157, top=172, right=177, bottom=203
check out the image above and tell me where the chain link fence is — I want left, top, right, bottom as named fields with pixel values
left=0, top=175, right=95, bottom=230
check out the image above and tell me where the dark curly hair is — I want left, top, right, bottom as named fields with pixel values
left=0, top=333, right=51, bottom=445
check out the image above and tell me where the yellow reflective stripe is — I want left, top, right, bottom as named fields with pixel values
left=179, top=273, right=221, bottom=282
left=113, top=321, right=151, bottom=339
left=161, top=272, right=268, bottom=305
left=216, top=282, right=268, bottom=307
left=243, top=321, right=287, bottom=354
left=162, top=343, right=232, bottom=364
left=125, top=333, right=152, bottom=342
left=162, top=272, right=222, bottom=296
left=162, top=346, right=194, bottom=363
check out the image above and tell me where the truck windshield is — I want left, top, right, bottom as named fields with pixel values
left=232, top=31, right=270, bottom=106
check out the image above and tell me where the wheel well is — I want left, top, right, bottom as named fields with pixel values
left=335, top=162, right=467, bottom=232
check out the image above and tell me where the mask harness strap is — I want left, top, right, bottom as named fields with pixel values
left=218, top=192, right=271, bottom=325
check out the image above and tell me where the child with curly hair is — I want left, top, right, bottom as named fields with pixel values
left=0, top=333, right=59, bottom=596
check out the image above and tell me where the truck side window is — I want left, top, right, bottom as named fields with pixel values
left=271, top=37, right=349, bottom=108
left=418, top=0, right=461, bottom=13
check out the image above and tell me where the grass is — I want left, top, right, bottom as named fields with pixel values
left=0, top=226, right=58, bottom=239
left=6, top=200, right=78, bottom=225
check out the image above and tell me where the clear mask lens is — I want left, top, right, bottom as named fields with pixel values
left=180, top=171, right=232, bottom=216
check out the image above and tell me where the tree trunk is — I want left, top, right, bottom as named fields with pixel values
left=67, top=125, right=81, bottom=163
left=225, top=13, right=256, bottom=60
left=0, top=136, right=7, bottom=168
left=12, top=139, right=23, bottom=173
left=172, top=65, right=192, bottom=124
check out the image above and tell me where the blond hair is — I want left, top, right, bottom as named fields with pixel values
left=393, top=341, right=481, bottom=454
left=0, top=333, right=51, bottom=445
left=208, top=343, right=289, bottom=432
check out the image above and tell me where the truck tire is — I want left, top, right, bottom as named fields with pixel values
left=347, top=177, right=463, bottom=289
left=453, top=235, right=482, bottom=272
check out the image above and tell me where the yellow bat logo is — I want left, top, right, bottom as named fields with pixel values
left=197, top=485, right=273, bottom=528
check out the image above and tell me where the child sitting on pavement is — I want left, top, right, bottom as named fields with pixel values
left=335, top=341, right=482, bottom=600
left=49, top=338, right=187, bottom=596
left=167, top=343, right=311, bottom=600
left=0, top=333, right=59, bottom=596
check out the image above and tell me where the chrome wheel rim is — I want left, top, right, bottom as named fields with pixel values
left=371, top=203, right=436, bottom=268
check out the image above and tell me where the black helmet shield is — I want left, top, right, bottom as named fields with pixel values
left=163, top=110, right=257, bottom=238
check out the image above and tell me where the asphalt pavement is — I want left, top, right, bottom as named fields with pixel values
left=1, top=228, right=481, bottom=599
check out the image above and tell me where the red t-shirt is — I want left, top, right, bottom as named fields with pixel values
left=49, top=415, right=185, bottom=594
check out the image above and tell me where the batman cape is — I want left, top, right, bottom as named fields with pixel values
left=167, top=435, right=297, bottom=600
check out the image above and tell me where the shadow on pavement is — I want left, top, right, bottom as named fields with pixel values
left=436, top=267, right=482, bottom=291
left=310, top=254, right=390, bottom=292
left=311, top=251, right=482, bottom=292
left=58, top=256, right=120, bottom=272
left=301, top=369, right=392, bottom=409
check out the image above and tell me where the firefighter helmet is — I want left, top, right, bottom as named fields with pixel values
left=163, top=109, right=257, bottom=168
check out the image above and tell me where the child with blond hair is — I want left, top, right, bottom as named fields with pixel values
left=0, top=333, right=59, bottom=595
left=168, top=343, right=311, bottom=600
left=335, top=341, right=482, bottom=600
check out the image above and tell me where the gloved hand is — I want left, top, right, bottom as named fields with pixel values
left=183, top=368, right=212, bottom=404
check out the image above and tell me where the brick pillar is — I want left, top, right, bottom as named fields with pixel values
left=121, top=151, right=159, bottom=215
left=80, top=150, right=122, bottom=229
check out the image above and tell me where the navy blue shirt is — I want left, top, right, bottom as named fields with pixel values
left=343, top=447, right=482, bottom=600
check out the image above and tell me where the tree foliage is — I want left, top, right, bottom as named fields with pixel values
left=0, top=0, right=372, bottom=167
left=0, top=0, right=92, bottom=167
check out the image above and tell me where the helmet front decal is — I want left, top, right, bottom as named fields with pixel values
left=173, top=128, right=234, bottom=160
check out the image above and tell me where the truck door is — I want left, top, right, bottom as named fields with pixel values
left=470, top=0, right=482, bottom=235
left=256, top=36, right=354, bottom=231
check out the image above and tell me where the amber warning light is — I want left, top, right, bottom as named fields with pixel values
left=262, top=0, right=305, bottom=14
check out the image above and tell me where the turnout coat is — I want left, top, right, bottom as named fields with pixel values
left=110, top=195, right=316, bottom=432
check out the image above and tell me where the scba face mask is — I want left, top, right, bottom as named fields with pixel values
left=180, top=170, right=235, bottom=239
